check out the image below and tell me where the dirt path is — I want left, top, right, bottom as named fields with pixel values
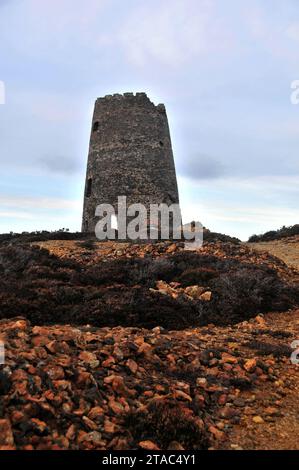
left=247, top=236, right=299, bottom=272
left=222, top=310, right=299, bottom=450
left=224, top=240, right=299, bottom=449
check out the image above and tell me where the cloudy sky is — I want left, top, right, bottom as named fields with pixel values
left=0, top=0, right=298, bottom=240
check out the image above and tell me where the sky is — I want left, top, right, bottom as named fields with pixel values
left=0, top=0, right=299, bottom=240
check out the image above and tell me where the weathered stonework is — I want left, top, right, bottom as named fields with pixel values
left=82, top=92, right=179, bottom=233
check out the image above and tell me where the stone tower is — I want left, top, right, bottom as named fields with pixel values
left=82, top=92, right=179, bottom=233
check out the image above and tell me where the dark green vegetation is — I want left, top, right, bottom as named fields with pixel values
left=0, top=238, right=297, bottom=330
left=248, top=224, right=299, bottom=242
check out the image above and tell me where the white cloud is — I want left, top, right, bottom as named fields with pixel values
left=119, top=0, right=233, bottom=67
left=0, top=194, right=82, bottom=232
left=0, top=195, right=80, bottom=211
left=183, top=203, right=299, bottom=241
left=242, top=3, right=299, bottom=66
left=0, top=0, right=108, bottom=59
left=0, top=211, right=35, bottom=219
left=178, top=174, right=299, bottom=240
left=286, top=22, right=299, bottom=42
left=182, top=200, right=299, bottom=224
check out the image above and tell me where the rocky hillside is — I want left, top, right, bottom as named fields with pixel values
left=247, top=235, right=299, bottom=273
left=248, top=224, right=299, bottom=242
left=0, top=236, right=298, bottom=450
left=0, top=239, right=298, bottom=329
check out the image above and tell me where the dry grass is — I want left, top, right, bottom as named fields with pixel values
left=247, top=236, right=299, bottom=272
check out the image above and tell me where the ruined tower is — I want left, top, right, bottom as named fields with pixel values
left=82, top=92, right=179, bottom=233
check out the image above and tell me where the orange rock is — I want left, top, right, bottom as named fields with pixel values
left=45, top=340, right=57, bottom=353
left=11, top=319, right=28, bottom=330
left=34, top=346, right=48, bottom=359
left=252, top=415, right=264, bottom=424
left=56, top=355, right=72, bottom=367
left=185, top=285, right=206, bottom=299
left=264, top=407, right=280, bottom=416
left=139, top=440, right=160, bottom=450
left=45, top=365, right=65, bottom=380
left=167, top=441, right=185, bottom=450
left=218, top=394, right=227, bottom=405
left=79, top=351, right=100, bottom=368
left=82, top=416, right=98, bottom=430
left=0, top=419, right=15, bottom=447
left=27, top=365, right=36, bottom=374
left=113, top=346, right=124, bottom=360
left=109, top=399, right=124, bottom=414
left=32, top=336, right=50, bottom=347
left=173, top=390, right=192, bottom=402
left=155, top=380, right=167, bottom=390
left=20, top=351, right=37, bottom=361
left=102, top=356, right=115, bottom=367
left=31, top=418, right=48, bottom=434
left=111, top=375, right=128, bottom=395
left=11, top=369, right=28, bottom=381
left=166, top=243, right=177, bottom=253
left=14, top=381, right=28, bottom=396
left=209, top=425, right=224, bottom=440
left=137, top=343, right=152, bottom=355
left=66, top=424, right=77, bottom=441
left=194, top=394, right=205, bottom=408
left=88, top=406, right=105, bottom=421
left=155, top=280, right=179, bottom=298
left=53, top=380, right=71, bottom=391
left=166, top=354, right=176, bottom=365
left=126, top=359, right=138, bottom=374
left=44, top=390, right=55, bottom=401
left=10, top=410, right=24, bottom=424
left=244, top=358, right=257, bottom=372
left=76, top=371, right=92, bottom=386
left=104, top=419, right=118, bottom=433
left=208, top=366, right=219, bottom=376
left=199, top=291, right=212, bottom=301
left=221, top=352, right=238, bottom=364
left=32, top=326, right=45, bottom=335
left=255, top=315, right=266, bottom=326
left=196, top=377, right=207, bottom=387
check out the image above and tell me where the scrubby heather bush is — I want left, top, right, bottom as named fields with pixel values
left=126, top=399, right=210, bottom=449
left=202, top=266, right=299, bottom=325
left=177, top=267, right=219, bottom=286
left=77, top=239, right=96, bottom=250
left=245, top=340, right=293, bottom=357
left=0, top=243, right=297, bottom=329
left=0, top=245, right=78, bottom=277
left=0, top=230, right=88, bottom=246
left=203, top=230, right=240, bottom=244
left=248, top=224, right=299, bottom=242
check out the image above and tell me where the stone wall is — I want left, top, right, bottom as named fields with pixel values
left=82, top=92, right=179, bottom=233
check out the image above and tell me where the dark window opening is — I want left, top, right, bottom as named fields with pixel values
left=84, top=220, right=88, bottom=231
left=86, top=178, right=92, bottom=197
left=93, top=121, right=99, bottom=132
left=159, top=140, right=164, bottom=146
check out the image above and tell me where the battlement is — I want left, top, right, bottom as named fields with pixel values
left=95, top=92, right=164, bottom=110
